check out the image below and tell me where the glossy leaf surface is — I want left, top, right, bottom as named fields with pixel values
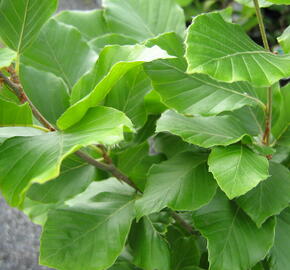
left=58, top=44, right=170, bottom=129
left=185, top=12, right=290, bottom=86
left=208, top=145, right=269, bottom=199
left=156, top=110, right=250, bottom=148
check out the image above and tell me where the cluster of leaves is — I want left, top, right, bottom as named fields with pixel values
left=1, top=0, right=290, bottom=269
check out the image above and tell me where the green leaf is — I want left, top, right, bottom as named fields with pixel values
left=208, top=144, right=269, bottom=199
left=0, top=98, right=32, bottom=126
left=185, top=12, right=290, bottom=87
left=144, top=32, right=265, bottom=116
left=170, top=236, right=201, bottom=270
left=27, top=162, right=96, bottom=204
left=22, top=197, right=61, bottom=225
left=104, top=66, right=151, bottom=127
left=89, top=34, right=137, bottom=54
left=235, top=0, right=272, bottom=8
left=269, top=208, right=290, bottom=270
left=0, top=106, right=132, bottom=206
left=58, top=44, right=171, bottom=130
left=56, top=10, right=109, bottom=40
left=192, top=191, right=276, bottom=270
left=136, top=152, right=217, bottom=218
left=40, top=178, right=136, bottom=270
left=23, top=155, right=97, bottom=225
left=21, top=18, right=97, bottom=90
left=156, top=110, right=250, bottom=148
left=153, top=133, right=199, bottom=159
left=0, top=126, right=44, bottom=144
left=103, top=0, right=185, bottom=42
left=20, top=65, right=70, bottom=124
left=129, top=217, right=171, bottom=270
left=116, top=142, right=163, bottom=191
left=237, top=162, right=290, bottom=227
left=267, top=0, right=290, bottom=3
left=0, top=0, right=57, bottom=53
left=278, top=25, right=290, bottom=53
left=0, top=47, right=16, bottom=68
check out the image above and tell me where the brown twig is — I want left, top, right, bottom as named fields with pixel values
left=0, top=71, right=56, bottom=131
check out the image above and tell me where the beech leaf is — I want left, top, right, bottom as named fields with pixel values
left=185, top=12, right=290, bottom=87
left=192, top=191, right=276, bottom=270
left=208, top=145, right=269, bottom=199
left=0, top=107, right=132, bottom=206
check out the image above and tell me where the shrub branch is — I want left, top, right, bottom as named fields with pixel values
left=253, top=0, right=272, bottom=147
left=0, top=68, right=196, bottom=236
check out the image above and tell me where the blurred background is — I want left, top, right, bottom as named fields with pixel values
left=0, top=0, right=289, bottom=269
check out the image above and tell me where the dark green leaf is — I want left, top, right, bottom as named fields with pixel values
left=136, top=152, right=217, bottom=218
left=129, top=217, right=171, bottom=270
left=192, top=191, right=276, bottom=270
left=40, top=179, right=136, bottom=270
left=237, top=162, right=290, bottom=227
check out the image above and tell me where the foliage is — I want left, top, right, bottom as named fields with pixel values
left=1, top=0, right=290, bottom=270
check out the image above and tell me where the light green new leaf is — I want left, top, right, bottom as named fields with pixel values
left=192, top=191, right=276, bottom=270
left=208, top=145, right=269, bottom=199
left=278, top=25, right=290, bottom=53
left=0, top=47, right=16, bottom=68
left=0, top=0, right=57, bottom=53
left=40, top=179, right=136, bottom=270
left=144, top=32, right=265, bottom=116
left=136, top=152, right=217, bottom=218
left=185, top=12, right=290, bottom=87
left=129, top=217, right=171, bottom=270
left=0, top=106, right=132, bottom=206
left=20, top=65, right=70, bottom=124
left=269, top=208, right=290, bottom=270
left=89, top=34, right=137, bottom=54
left=267, top=0, right=290, bottom=3
left=103, top=0, right=185, bottom=42
left=0, top=98, right=32, bottom=126
left=156, top=110, right=250, bottom=148
left=56, top=9, right=109, bottom=40
left=58, top=44, right=170, bottom=130
left=237, top=162, right=290, bottom=227
left=21, top=19, right=97, bottom=90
